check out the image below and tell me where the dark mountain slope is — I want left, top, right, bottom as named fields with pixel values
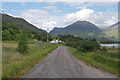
left=2, top=14, right=47, bottom=34
left=50, top=21, right=103, bottom=39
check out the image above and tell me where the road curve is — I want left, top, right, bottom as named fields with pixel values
left=21, top=46, right=117, bottom=78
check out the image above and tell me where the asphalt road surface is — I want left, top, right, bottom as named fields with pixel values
left=21, top=46, right=117, bottom=78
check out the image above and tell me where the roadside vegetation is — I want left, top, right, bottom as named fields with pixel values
left=2, top=22, right=119, bottom=78
left=69, top=47, right=119, bottom=75
left=2, top=22, right=58, bottom=78
left=2, top=41, right=58, bottom=78
left=59, top=35, right=119, bottom=75
left=17, top=31, right=29, bottom=53
left=58, top=35, right=100, bottom=52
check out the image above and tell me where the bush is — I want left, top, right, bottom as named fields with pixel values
left=17, top=32, right=29, bottom=54
left=2, top=30, right=11, bottom=41
left=62, top=35, right=100, bottom=52
left=80, top=41, right=100, bottom=52
left=66, top=40, right=100, bottom=52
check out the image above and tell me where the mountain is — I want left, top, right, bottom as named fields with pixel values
left=2, top=14, right=47, bottom=34
left=103, top=21, right=120, bottom=41
left=50, top=21, right=104, bottom=39
left=109, top=21, right=120, bottom=28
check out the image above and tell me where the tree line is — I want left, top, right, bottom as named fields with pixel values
left=2, top=23, right=53, bottom=42
left=58, top=35, right=100, bottom=52
left=2, top=23, right=53, bottom=53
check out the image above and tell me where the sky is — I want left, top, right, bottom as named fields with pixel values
left=1, top=2, right=118, bottom=32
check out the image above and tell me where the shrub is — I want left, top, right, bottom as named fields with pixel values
left=67, top=40, right=100, bottom=52
left=2, top=30, right=11, bottom=41
left=61, top=35, right=100, bottom=52
left=17, top=32, right=29, bottom=54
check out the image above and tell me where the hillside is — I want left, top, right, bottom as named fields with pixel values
left=50, top=21, right=104, bottom=39
left=103, top=21, right=119, bottom=41
left=2, top=14, right=47, bottom=34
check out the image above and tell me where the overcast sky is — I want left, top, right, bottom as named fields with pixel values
left=2, top=2, right=118, bottom=32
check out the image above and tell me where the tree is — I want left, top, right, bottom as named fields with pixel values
left=2, top=30, right=11, bottom=40
left=62, top=35, right=100, bottom=52
left=17, top=32, right=28, bottom=54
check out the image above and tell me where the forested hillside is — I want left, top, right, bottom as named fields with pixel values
left=1, top=13, right=54, bottom=42
left=2, top=23, right=48, bottom=41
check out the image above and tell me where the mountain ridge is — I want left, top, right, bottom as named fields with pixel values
left=50, top=20, right=103, bottom=39
left=2, top=14, right=47, bottom=35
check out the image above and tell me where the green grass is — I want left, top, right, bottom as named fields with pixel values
left=94, top=49, right=119, bottom=59
left=69, top=47, right=119, bottom=75
left=2, top=42, right=59, bottom=78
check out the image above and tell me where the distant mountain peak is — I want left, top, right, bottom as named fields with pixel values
left=50, top=20, right=102, bottom=39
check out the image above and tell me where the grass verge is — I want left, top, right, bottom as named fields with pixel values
left=69, top=47, right=119, bottom=76
left=2, top=42, right=58, bottom=78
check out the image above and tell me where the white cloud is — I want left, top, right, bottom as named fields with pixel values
left=65, top=2, right=117, bottom=9
left=42, top=21, right=56, bottom=32
left=23, top=9, right=49, bottom=16
left=43, top=5, right=63, bottom=13
left=65, top=2, right=94, bottom=9
left=21, top=9, right=58, bottom=32
left=21, top=8, right=117, bottom=32
left=76, top=3, right=93, bottom=9
left=43, top=6, right=56, bottom=9
left=89, top=12, right=118, bottom=26
left=64, top=9, right=94, bottom=24
left=21, top=9, right=49, bottom=21
left=65, top=2, right=84, bottom=7
left=64, top=9, right=118, bottom=27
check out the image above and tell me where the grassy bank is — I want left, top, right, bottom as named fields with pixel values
left=69, top=47, right=119, bottom=76
left=2, top=41, right=58, bottom=78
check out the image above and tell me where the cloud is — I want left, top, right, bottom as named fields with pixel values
left=76, top=3, right=93, bottom=9
left=65, top=2, right=84, bottom=7
left=43, top=5, right=63, bottom=13
left=42, top=21, right=56, bottom=31
left=64, top=9, right=118, bottom=27
left=64, top=9, right=94, bottom=24
left=21, top=2, right=26, bottom=6
left=43, top=6, right=56, bottom=9
left=90, top=12, right=118, bottom=26
left=21, top=8, right=117, bottom=32
left=64, top=2, right=94, bottom=9
left=65, top=2, right=117, bottom=9
left=21, top=9, right=58, bottom=32
left=21, top=9, right=49, bottom=20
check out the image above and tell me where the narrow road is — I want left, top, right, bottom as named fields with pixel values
left=21, top=46, right=117, bottom=78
